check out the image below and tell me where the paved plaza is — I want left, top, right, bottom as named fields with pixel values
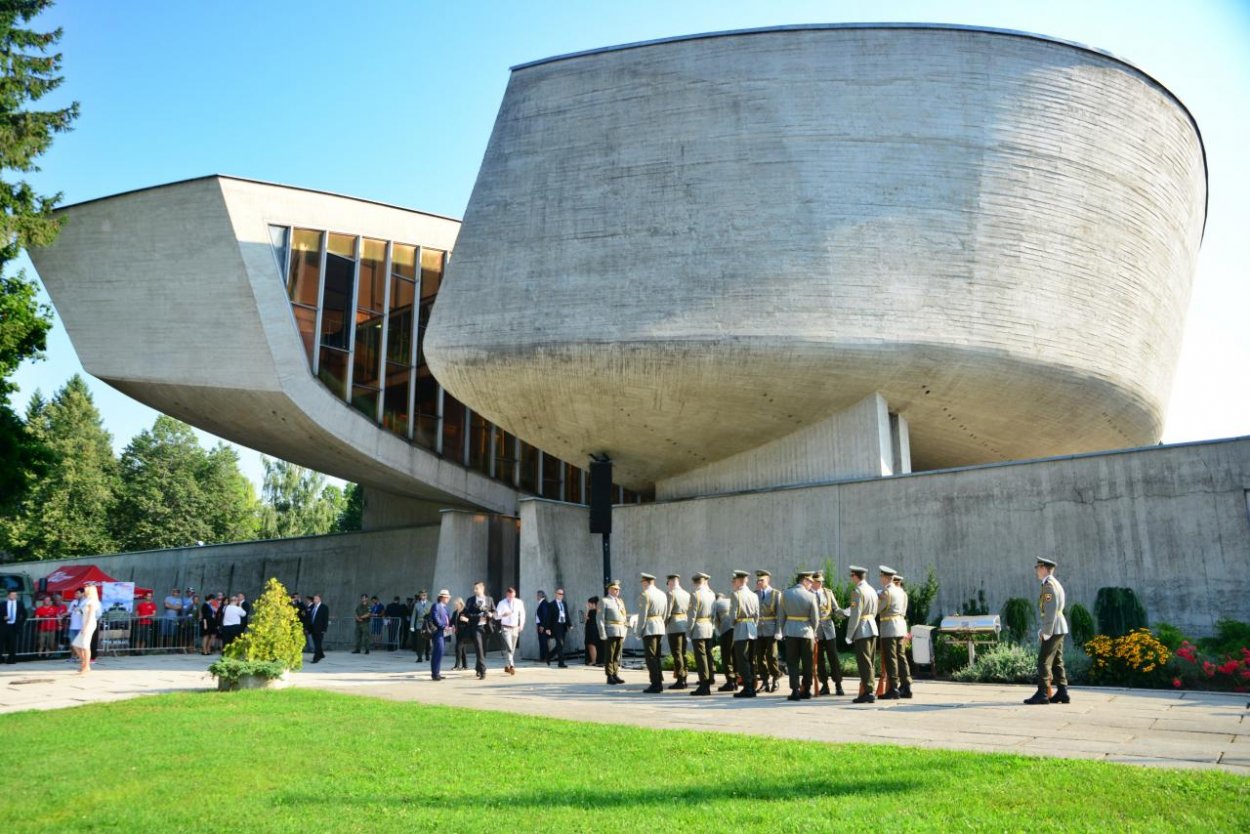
left=2, top=650, right=1247, bottom=775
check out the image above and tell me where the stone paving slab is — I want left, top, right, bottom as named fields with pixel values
left=2, top=650, right=1247, bottom=775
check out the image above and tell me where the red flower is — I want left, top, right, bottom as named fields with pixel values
left=1218, top=660, right=1240, bottom=676
left=1172, top=677, right=1182, bottom=688
left=1240, top=669, right=1250, bottom=680
left=1176, top=645, right=1197, bottom=663
left=1202, top=661, right=1216, bottom=677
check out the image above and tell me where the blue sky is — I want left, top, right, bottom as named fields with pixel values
left=11, top=0, right=1250, bottom=490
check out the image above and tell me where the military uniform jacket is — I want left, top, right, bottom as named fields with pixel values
left=354, top=603, right=371, bottom=626
left=665, top=587, right=692, bottom=635
left=686, top=586, right=716, bottom=640
left=409, top=599, right=431, bottom=631
left=729, top=588, right=760, bottom=641
left=712, top=596, right=733, bottom=635
left=1039, top=576, right=1069, bottom=637
left=877, top=585, right=908, bottom=638
left=636, top=586, right=669, bottom=638
left=777, top=585, right=819, bottom=639
left=845, top=580, right=879, bottom=641
left=813, top=587, right=840, bottom=641
left=598, top=594, right=628, bottom=640
left=756, top=586, right=781, bottom=638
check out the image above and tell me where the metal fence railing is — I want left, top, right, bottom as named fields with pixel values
left=1, top=615, right=204, bottom=659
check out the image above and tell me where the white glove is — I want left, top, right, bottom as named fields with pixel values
left=1041, top=632, right=1052, bottom=641
left=844, top=636, right=852, bottom=645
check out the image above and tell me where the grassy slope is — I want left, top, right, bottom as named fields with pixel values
left=1, top=689, right=1246, bottom=833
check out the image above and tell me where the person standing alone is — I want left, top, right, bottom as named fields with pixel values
left=353, top=594, right=371, bottom=654
left=1025, top=558, right=1070, bottom=705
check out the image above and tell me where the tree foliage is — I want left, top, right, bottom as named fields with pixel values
left=1, top=374, right=117, bottom=559
left=257, top=456, right=344, bottom=539
left=335, top=482, right=363, bottom=532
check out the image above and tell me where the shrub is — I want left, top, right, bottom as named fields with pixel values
left=1094, top=587, right=1147, bottom=638
left=1153, top=622, right=1186, bottom=652
left=1068, top=603, right=1095, bottom=647
left=1171, top=638, right=1250, bottom=692
left=1197, top=618, right=1250, bottom=658
left=1062, top=645, right=1091, bottom=686
left=935, top=639, right=970, bottom=676
left=906, top=567, right=939, bottom=628
left=958, top=589, right=988, bottom=616
left=220, top=577, right=304, bottom=671
left=207, top=657, right=288, bottom=683
left=951, top=643, right=1037, bottom=684
left=1084, top=628, right=1170, bottom=687
left=1000, top=597, right=1034, bottom=644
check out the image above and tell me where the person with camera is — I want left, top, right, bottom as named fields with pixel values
left=461, top=581, right=495, bottom=679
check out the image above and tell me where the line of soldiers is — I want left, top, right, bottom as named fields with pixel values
left=597, top=565, right=914, bottom=703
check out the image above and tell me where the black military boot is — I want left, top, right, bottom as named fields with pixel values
left=718, top=681, right=737, bottom=692
left=643, top=683, right=663, bottom=694
left=852, top=692, right=876, bottom=704
left=881, top=688, right=900, bottom=700
left=835, top=683, right=845, bottom=696
left=612, top=674, right=625, bottom=684
left=1023, top=685, right=1051, bottom=705
left=690, top=683, right=712, bottom=696
left=733, top=686, right=757, bottom=698
left=1049, top=685, right=1071, bottom=704
left=669, top=679, right=688, bottom=690
left=899, top=683, right=912, bottom=699
left=818, top=682, right=831, bottom=696
left=787, top=689, right=801, bottom=702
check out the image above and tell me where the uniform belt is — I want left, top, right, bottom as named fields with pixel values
left=734, top=618, right=755, bottom=623
left=880, top=615, right=904, bottom=621
left=695, top=617, right=712, bottom=622
left=670, top=613, right=686, bottom=619
left=647, top=615, right=663, bottom=620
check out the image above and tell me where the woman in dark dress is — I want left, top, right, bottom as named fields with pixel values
left=451, top=597, right=469, bottom=671
left=199, top=594, right=219, bottom=655
left=583, top=596, right=602, bottom=666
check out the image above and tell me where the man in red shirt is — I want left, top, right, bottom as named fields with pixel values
left=34, top=596, right=59, bottom=657
left=135, top=591, right=158, bottom=653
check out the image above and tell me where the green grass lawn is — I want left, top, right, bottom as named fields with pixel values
left=1, top=689, right=1246, bottom=832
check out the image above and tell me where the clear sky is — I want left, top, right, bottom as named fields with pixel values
left=10, top=0, right=1250, bottom=490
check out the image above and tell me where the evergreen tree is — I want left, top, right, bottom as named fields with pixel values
left=257, top=457, right=342, bottom=539
left=199, top=443, right=260, bottom=542
left=1, top=374, right=118, bottom=559
left=335, top=483, right=363, bottom=532
left=0, top=0, right=78, bottom=512
left=113, top=415, right=211, bottom=551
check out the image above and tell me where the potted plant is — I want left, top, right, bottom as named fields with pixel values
left=208, top=577, right=304, bottom=691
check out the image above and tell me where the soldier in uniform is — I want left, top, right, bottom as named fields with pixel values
left=686, top=572, right=716, bottom=696
left=753, top=570, right=782, bottom=693
left=1025, top=558, right=1071, bottom=704
left=891, top=574, right=913, bottom=698
left=777, top=570, right=819, bottom=701
left=636, top=572, right=669, bottom=694
left=712, top=591, right=736, bottom=691
left=598, top=580, right=628, bottom=685
left=352, top=593, right=372, bottom=654
left=843, top=565, right=879, bottom=703
left=728, top=570, right=760, bottom=698
left=877, top=566, right=911, bottom=700
left=664, top=573, right=692, bottom=690
left=811, top=572, right=845, bottom=696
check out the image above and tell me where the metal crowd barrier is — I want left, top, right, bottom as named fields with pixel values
left=2, top=615, right=205, bottom=660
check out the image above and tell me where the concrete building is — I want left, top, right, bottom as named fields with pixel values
left=27, top=25, right=1247, bottom=642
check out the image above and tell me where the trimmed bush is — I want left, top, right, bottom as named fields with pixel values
left=951, top=643, right=1037, bottom=684
left=958, top=589, right=988, bottom=616
left=1197, top=618, right=1250, bottom=658
left=1153, top=622, right=1185, bottom=652
left=906, top=567, right=940, bottom=628
left=220, top=577, right=304, bottom=671
left=1084, top=628, right=1170, bottom=687
left=1094, top=587, right=1148, bottom=638
left=1068, top=602, right=1095, bottom=647
left=1000, top=597, right=1034, bottom=644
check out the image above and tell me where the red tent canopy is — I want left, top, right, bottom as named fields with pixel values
left=40, top=565, right=152, bottom=598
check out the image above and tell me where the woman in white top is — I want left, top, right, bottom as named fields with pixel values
left=220, top=595, right=247, bottom=646
left=70, top=585, right=100, bottom=675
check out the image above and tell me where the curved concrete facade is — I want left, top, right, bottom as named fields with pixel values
left=30, top=177, right=518, bottom=515
left=426, top=25, right=1207, bottom=490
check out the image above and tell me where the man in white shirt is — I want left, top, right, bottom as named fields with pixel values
left=494, top=586, right=525, bottom=675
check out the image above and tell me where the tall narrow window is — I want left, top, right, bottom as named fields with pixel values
left=541, top=453, right=563, bottom=500
left=286, top=229, right=322, bottom=363
left=350, top=238, right=386, bottom=420
left=467, top=410, right=492, bottom=475
left=318, top=233, right=356, bottom=398
left=382, top=244, right=417, bottom=436
left=441, top=391, right=466, bottom=463
left=491, top=426, right=516, bottom=483
left=413, top=369, right=439, bottom=450
left=518, top=441, right=540, bottom=494
left=564, top=462, right=584, bottom=504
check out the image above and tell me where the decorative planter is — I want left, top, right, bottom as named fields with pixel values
left=215, top=671, right=292, bottom=692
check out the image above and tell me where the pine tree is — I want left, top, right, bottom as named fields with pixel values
left=113, top=415, right=212, bottom=550
left=0, top=375, right=118, bottom=559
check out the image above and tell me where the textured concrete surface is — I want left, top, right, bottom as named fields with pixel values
left=428, top=25, right=1207, bottom=489
left=30, top=176, right=516, bottom=514
left=3, top=652, right=1245, bottom=775
left=526, top=437, right=1250, bottom=637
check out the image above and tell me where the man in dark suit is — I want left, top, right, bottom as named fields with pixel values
left=1, top=590, right=28, bottom=664
left=541, top=587, right=572, bottom=668
left=307, top=594, right=329, bottom=663
left=534, top=590, right=550, bottom=663
left=462, top=582, right=495, bottom=679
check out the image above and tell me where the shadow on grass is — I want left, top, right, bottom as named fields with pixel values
left=272, top=774, right=914, bottom=810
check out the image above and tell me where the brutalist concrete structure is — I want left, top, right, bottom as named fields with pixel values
left=29, top=26, right=1247, bottom=640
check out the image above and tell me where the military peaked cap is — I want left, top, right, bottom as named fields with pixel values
left=878, top=565, right=897, bottom=576
left=1036, top=558, right=1057, bottom=569
left=640, top=572, right=656, bottom=581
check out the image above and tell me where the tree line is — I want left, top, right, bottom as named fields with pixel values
left=0, top=374, right=362, bottom=561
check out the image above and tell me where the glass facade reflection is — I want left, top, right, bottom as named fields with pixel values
left=273, top=224, right=646, bottom=506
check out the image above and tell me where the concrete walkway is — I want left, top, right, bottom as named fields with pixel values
left=3, top=650, right=1247, bottom=775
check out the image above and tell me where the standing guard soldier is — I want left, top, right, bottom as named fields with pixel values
left=778, top=570, right=819, bottom=702
left=1025, top=558, right=1071, bottom=705
left=664, top=574, right=692, bottom=690
left=753, top=570, right=782, bottom=693
left=892, top=574, right=913, bottom=698
left=687, top=572, right=717, bottom=696
left=353, top=594, right=372, bottom=654
left=877, top=566, right=911, bottom=700
left=598, top=580, right=628, bottom=685
left=712, top=591, right=736, bottom=691
left=844, top=565, right=879, bottom=703
left=811, top=572, right=845, bottom=696
left=636, top=573, right=669, bottom=694
left=729, top=570, right=760, bottom=698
